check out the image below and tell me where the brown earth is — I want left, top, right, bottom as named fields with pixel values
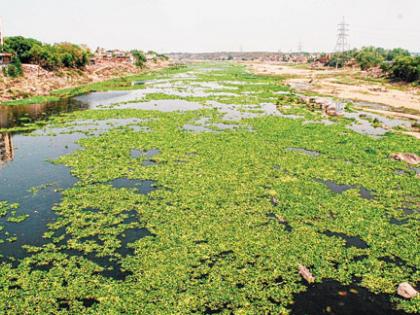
left=245, top=62, right=420, bottom=114
left=0, top=60, right=170, bottom=102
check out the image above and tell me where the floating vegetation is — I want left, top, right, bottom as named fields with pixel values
left=0, top=63, right=418, bottom=314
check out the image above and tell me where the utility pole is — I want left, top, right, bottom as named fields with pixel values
left=335, top=17, right=350, bottom=68
left=0, top=17, right=4, bottom=48
left=298, top=41, right=303, bottom=53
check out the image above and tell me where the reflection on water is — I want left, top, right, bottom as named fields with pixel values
left=0, top=133, right=14, bottom=166
left=0, top=98, right=88, bottom=129
left=0, top=132, right=80, bottom=261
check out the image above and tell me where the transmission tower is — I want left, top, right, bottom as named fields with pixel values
left=335, top=17, right=350, bottom=53
left=298, top=41, right=303, bottom=53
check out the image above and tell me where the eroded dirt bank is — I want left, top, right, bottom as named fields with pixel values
left=0, top=60, right=170, bottom=103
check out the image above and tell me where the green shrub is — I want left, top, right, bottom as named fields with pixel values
left=388, top=55, right=420, bottom=82
left=4, top=36, right=89, bottom=71
left=131, top=50, right=147, bottom=68
left=385, top=48, right=410, bottom=61
left=355, top=48, right=384, bottom=70
left=324, top=46, right=419, bottom=83
left=3, top=55, right=23, bottom=77
left=326, top=52, right=352, bottom=68
left=3, top=36, right=42, bottom=63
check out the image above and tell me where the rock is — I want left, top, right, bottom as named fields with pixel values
left=325, top=106, right=340, bottom=117
left=298, top=264, right=315, bottom=283
left=391, top=153, right=420, bottom=165
left=397, top=282, right=418, bottom=299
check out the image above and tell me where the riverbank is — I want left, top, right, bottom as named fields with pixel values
left=245, top=62, right=420, bottom=115
left=0, top=59, right=171, bottom=106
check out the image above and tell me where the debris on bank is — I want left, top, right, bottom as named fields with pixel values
left=300, top=96, right=345, bottom=116
left=298, top=264, right=315, bottom=283
left=397, top=283, right=418, bottom=299
left=391, top=153, right=420, bottom=165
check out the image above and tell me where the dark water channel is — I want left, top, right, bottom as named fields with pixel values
left=0, top=118, right=152, bottom=265
left=315, top=179, right=374, bottom=200
left=291, top=279, right=408, bottom=315
left=0, top=88, right=175, bottom=265
left=0, top=132, right=80, bottom=261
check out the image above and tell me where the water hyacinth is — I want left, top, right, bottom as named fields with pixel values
left=0, top=63, right=418, bottom=314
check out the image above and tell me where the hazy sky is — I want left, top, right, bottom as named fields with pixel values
left=2, top=0, right=420, bottom=53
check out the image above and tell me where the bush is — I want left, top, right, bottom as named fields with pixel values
left=28, top=44, right=61, bottom=70
left=388, top=55, right=420, bottom=82
left=55, top=42, right=90, bottom=68
left=3, top=55, right=23, bottom=77
left=3, top=36, right=89, bottom=71
left=323, top=46, right=419, bottom=83
left=326, top=52, right=352, bottom=68
left=355, top=49, right=384, bottom=70
left=386, top=48, right=410, bottom=61
left=2, top=36, right=42, bottom=63
left=131, top=50, right=147, bottom=68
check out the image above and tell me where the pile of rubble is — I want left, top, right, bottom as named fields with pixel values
left=300, top=96, right=345, bottom=116
left=365, top=66, right=384, bottom=78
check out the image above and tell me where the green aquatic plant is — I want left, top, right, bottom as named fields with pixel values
left=0, top=63, right=418, bottom=314
left=0, top=201, right=22, bottom=245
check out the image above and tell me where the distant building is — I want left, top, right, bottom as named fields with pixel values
left=93, top=47, right=133, bottom=64
left=0, top=52, right=12, bottom=65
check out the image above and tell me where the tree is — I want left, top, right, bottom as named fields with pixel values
left=55, top=42, right=90, bottom=68
left=355, top=48, right=385, bottom=70
left=3, top=36, right=89, bottom=70
left=3, top=36, right=42, bottom=63
left=28, top=44, right=61, bottom=70
left=389, top=55, right=420, bottom=82
left=386, top=48, right=410, bottom=61
left=131, top=50, right=147, bottom=68
left=325, top=52, right=352, bottom=68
